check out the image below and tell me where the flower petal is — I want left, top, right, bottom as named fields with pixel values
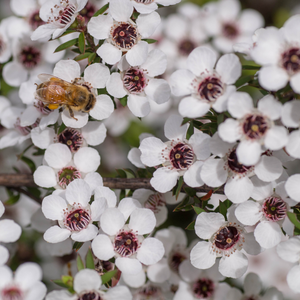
left=254, top=156, right=282, bottom=182
left=42, top=194, right=67, bottom=220
left=236, top=140, right=261, bottom=166
left=129, top=208, right=156, bottom=234
left=74, top=147, right=101, bottom=173
left=225, top=176, right=253, bottom=203
left=164, top=114, right=187, bottom=140
left=33, top=166, right=57, bottom=188
left=216, top=54, right=241, bottom=85
left=258, top=66, right=289, bottom=92
left=53, top=60, right=80, bottom=82
left=84, top=63, right=110, bottom=89
left=92, top=234, right=115, bottom=260
left=219, top=251, right=248, bottom=278
left=178, top=97, right=210, bottom=118
left=190, top=241, right=216, bottom=269
left=0, top=220, right=21, bottom=242
left=44, top=226, right=71, bottom=243
left=200, top=158, right=227, bottom=187
left=71, top=224, right=98, bottom=242
left=235, top=200, right=261, bottom=225
left=144, top=78, right=170, bottom=104
left=65, top=179, right=91, bottom=207
left=126, top=41, right=148, bottom=66
left=254, top=221, right=283, bottom=249
left=195, top=212, right=225, bottom=239
left=100, top=208, right=125, bottom=235
left=137, top=238, right=165, bottom=265
left=74, top=269, right=101, bottom=294
left=87, top=14, right=112, bottom=40
left=115, top=257, right=142, bottom=275
left=106, top=73, right=127, bottom=98
left=150, top=168, right=179, bottom=193
left=90, top=94, right=114, bottom=120
left=136, top=11, right=160, bottom=38
left=97, top=43, right=122, bottom=65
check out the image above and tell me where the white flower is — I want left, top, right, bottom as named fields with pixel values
left=46, top=268, right=132, bottom=300
left=92, top=200, right=165, bottom=275
left=139, top=114, right=211, bottom=193
left=0, top=20, right=12, bottom=63
left=0, top=200, right=22, bottom=265
left=218, top=92, right=288, bottom=166
left=203, top=0, right=264, bottom=53
left=190, top=207, right=261, bottom=278
left=170, top=46, right=241, bottom=118
left=0, top=263, right=47, bottom=300
left=251, top=15, right=300, bottom=92
left=235, top=181, right=295, bottom=249
left=31, top=0, right=88, bottom=40
left=33, top=143, right=102, bottom=189
left=51, top=59, right=113, bottom=128
left=106, top=49, right=170, bottom=117
left=200, top=133, right=284, bottom=203
left=41, top=179, right=104, bottom=243
left=88, top=0, right=160, bottom=66
left=284, top=173, right=300, bottom=203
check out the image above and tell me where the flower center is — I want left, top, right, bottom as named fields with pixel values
left=169, top=142, right=195, bottom=170
left=262, top=196, right=287, bottom=221
left=64, top=208, right=91, bottom=231
left=46, top=1, right=77, bottom=26
left=79, top=2, right=96, bottom=23
left=222, top=22, right=239, bottom=39
left=19, top=46, right=41, bottom=69
left=227, top=149, right=253, bottom=174
left=58, top=128, right=83, bottom=153
left=114, top=230, right=139, bottom=257
left=198, top=77, right=224, bottom=102
left=123, top=68, right=147, bottom=94
left=168, top=249, right=187, bottom=273
left=135, top=285, right=164, bottom=300
left=192, top=278, right=215, bottom=299
left=134, top=0, right=154, bottom=3
left=1, top=286, right=23, bottom=300
left=282, top=47, right=300, bottom=75
left=78, top=291, right=102, bottom=300
left=144, top=193, right=166, bottom=213
left=14, top=118, right=40, bottom=136
left=57, top=166, right=82, bottom=189
left=111, top=22, right=138, bottom=50
left=29, top=10, right=45, bottom=30
left=178, top=39, right=195, bottom=56
left=242, top=114, right=269, bottom=140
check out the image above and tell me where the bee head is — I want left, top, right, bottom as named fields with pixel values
left=83, top=94, right=96, bottom=112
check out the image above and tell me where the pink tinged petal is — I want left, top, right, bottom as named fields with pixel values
left=53, top=60, right=80, bottom=82
left=136, top=11, right=161, bottom=38
left=264, top=126, right=288, bottom=150
left=200, top=158, right=227, bottom=187
left=133, top=1, right=157, bottom=14
left=183, top=161, right=204, bottom=188
left=139, top=137, right=165, bottom=166
left=254, top=221, right=283, bottom=249
left=118, top=198, right=142, bottom=221
left=129, top=208, right=156, bottom=234
left=90, top=94, right=114, bottom=120
left=82, top=122, right=106, bottom=146
left=105, top=286, right=132, bottom=300
left=20, top=106, right=40, bottom=127
left=42, top=195, right=68, bottom=220
left=212, top=85, right=236, bottom=113
left=178, top=97, right=210, bottom=118
left=190, top=241, right=216, bottom=269
left=141, top=49, right=167, bottom=77
left=43, top=226, right=71, bottom=243
left=216, top=54, right=241, bottom=85
left=281, top=100, right=300, bottom=128
left=254, top=156, right=282, bottom=182
left=235, top=201, right=261, bottom=225
left=164, top=114, right=187, bottom=140
left=126, top=42, right=148, bottom=66
left=144, top=79, right=170, bottom=104
left=3, top=61, right=27, bottom=87
left=195, top=212, right=225, bottom=239
left=258, top=66, right=289, bottom=92
left=218, top=118, right=241, bottom=143
left=0, top=220, right=21, bottom=242
left=92, top=234, right=115, bottom=260
left=62, top=110, right=89, bottom=128
left=227, top=91, right=254, bottom=118
left=127, top=94, right=150, bottom=117
left=74, top=147, right=100, bottom=173
left=128, top=148, right=144, bottom=168
left=287, top=265, right=300, bottom=293
left=225, top=176, right=253, bottom=203
left=97, top=43, right=122, bottom=65
left=0, top=266, right=13, bottom=288
left=137, top=238, right=165, bottom=265
left=65, top=179, right=91, bottom=207
left=236, top=140, right=261, bottom=166
left=15, top=262, right=42, bottom=289
left=285, top=174, right=300, bottom=201
left=106, top=73, right=127, bottom=98
left=31, top=127, right=55, bottom=149
left=169, top=69, right=194, bottom=97
left=100, top=208, right=125, bottom=235
left=286, top=130, right=300, bottom=158
left=219, top=251, right=248, bottom=278
left=71, top=224, right=98, bottom=242
left=91, top=198, right=106, bottom=221
left=250, top=176, right=272, bottom=201
left=33, top=166, right=57, bottom=188
left=94, top=186, right=117, bottom=207
left=187, top=46, right=217, bottom=76
left=244, top=273, right=262, bottom=296
left=150, top=168, right=179, bottom=193
left=257, top=94, right=282, bottom=120
left=290, top=72, right=300, bottom=94
left=277, top=237, right=300, bottom=262
left=87, top=14, right=112, bottom=40
left=189, top=132, right=211, bottom=160
left=0, top=245, right=9, bottom=265
left=147, top=258, right=170, bottom=283
left=84, top=63, right=110, bottom=88
left=73, top=269, right=101, bottom=294
left=84, top=172, right=103, bottom=193
left=115, top=257, right=142, bottom=275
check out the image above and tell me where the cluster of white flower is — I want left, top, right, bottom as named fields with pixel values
left=1, top=0, right=300, bottom=299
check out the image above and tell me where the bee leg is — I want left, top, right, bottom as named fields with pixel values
left=68, top=107, right=78, bottom=121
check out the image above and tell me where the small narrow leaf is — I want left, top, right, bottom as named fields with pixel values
left=116, top=169, right=127, bottom=178
left=186, top=220, right=195, bottom=230
left=193, top=206, right=205, bottom=215
left=219, top=200, right=228, bottom=219
left=54, top=38, right=78, bottom=53
left=142, top=38, right=157, bottom=44
left=173, top=195, right=190, bottom=212
left=52, top=279, right=70, bottom=289
left=74, top=53, right=92, bottom=61
left=101, top=269, right=118, bottom=285
left=86, top=248, right=95, bottom=269
left=123, top=168, right=136, bottom=178
left=77, top=254, right=84, bottom=271
left=119, top=189, right=126, bottom=201
left=175, top=177, right=184, bottom=200
left=78, top=32, right=85, bottom=53
left=5, top=189, right=20, bottom=205
left=20, top=156, right=36, bottom=173
left=186, top=121, right=194, bottom=139
left=88, top=52, right=96, bottom=64
left=184, top=187, right=196, bottom=197
left=73, top=242, right=84, bottom=251
left=200, top=190, right=213, bottom=201
left=287, top=212, right=300, bottom=230
left=119, top=95, right=128, bottom=107
left=242, top=65, right=260, bottom=70
left=58, top=122, right=66, bottom=134
left=93, top=3, right=109, bottom=17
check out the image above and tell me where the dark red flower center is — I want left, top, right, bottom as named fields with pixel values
left=198, top=77, right=223, bottom=102
left=65, top=208, right=91, bottom=231
left=262, top=196, right=287, bottom=221
left=214, top=226, right=240, bottom=250
left=144, top=193, right=166, bottom=213
left=111, top=22, right=138, bottom=50
left=1, top=286, right=23, bottom=300
left=178, top=39, right=196, bottom=56
left=222, top=22, right=239, bottom=39
left=78, top=292, right=102, bottom=300
left=58, top=128, right=83, bottom=153
left=29, top=10, right=45, bottom=30
left=19, top=46, right=41, bottom=69
left=282, top=47, right=300, bottom=75
left=192, top=278, right=215, bottom=299
left=242, top=114, right=268, bottom=140
left=169, top=143, right=194, bottom=170
left=123, top=68, right=146, bottom=94
left=114, top=230, right=139, bottom=257
left=57, top=166, right=81, bottom=189
left=227, top=149, right=252, bottom=174
left=168, top=250, right=187, bottom=273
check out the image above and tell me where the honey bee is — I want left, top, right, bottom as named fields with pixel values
left=35, top=74, right=96, bottom=120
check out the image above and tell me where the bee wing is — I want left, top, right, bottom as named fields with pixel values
left=38, top=74, right=72, bottom=83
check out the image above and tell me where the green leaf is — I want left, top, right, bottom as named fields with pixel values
left=219, top=200, right=228, bottom=219
left=54, top=38, right=78, bottom=53
left=184, top=187, right=196, bottom=197
left=58, top=122, right=66, bottom=135
left=101, top=269, right=118, bottom=285
left=119, top=95, right=128, bottom=107
left=287, top=212, right=300, bottom=230
left=93, top=3, right=109, bottom=17
left=182, top=117, right=192, bottom=125
left=52, top=279, right=70, bottom=289
left=234, top=75, right=253, bottom=89
left=175, top=176, right=184, bottom=200
left=26, top=187, right=41, bottom=198
left=74, top=52, right=92, bottom=61
left=5, top=188, right=20, bottom=205
left=88, top=52, right=96, bottom=64
left=186, top=220, right=195, bottom=230
left=217, top=114, right=224, bottom=125
left=32, top=147, right=45, bottom=156
left=193, top=206, right=205, bottom=215
left=186, top=121, right=194, bottom=139
left=116, top=169, right=127, bottom=178
left=123, top=168, right=136, bottom=178
left=78, top=32, right=85, bottom=53
left=73, top=242, right=84, bottom=251
left=173, top=195, right=190, bottom=212
left=76, top=254, right=84, bottom=271
left=242, top=65, right=260, bottom=70
left=142, top=39, right=157, bottom=44
left=86, top=248, right=95, bottom=269
left=20, top=156, right=36, bottom=173
left=119, top=189, right=126, bottom=201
